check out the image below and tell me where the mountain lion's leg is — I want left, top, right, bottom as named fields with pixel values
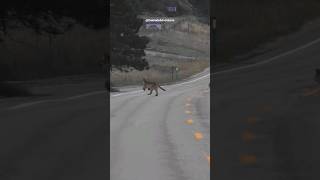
left=148, top=89, right=153, bottom=95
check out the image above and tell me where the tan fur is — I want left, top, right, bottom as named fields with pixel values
left=142, top=78, right=166, bottom=96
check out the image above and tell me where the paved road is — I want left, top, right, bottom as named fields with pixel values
left=0, top=63, right=209, bottom=180
left=0, top=92, right=108, bottom=180
left=110, top=70, right=210, bottom=180
left=213, top=37, right=320, bottom=179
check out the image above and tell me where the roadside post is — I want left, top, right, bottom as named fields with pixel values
left=171, top=66, right=174, bottom=80
left=175, top=67, right=179, bottom=79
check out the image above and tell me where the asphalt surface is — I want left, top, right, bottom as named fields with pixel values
left=2, top=24, right=319, bottom=180
left=213, top=36, right=320, bottom=179
left=0, top=69, right=210, bottom=180
left=110, top=70, right=210, bottom=180
left=0, top=92, right=108, bottom=180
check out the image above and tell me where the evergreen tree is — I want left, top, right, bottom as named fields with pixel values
left=110, top=0, right=149, bottom=71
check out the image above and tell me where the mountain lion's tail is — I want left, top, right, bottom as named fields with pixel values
left=159, top=86, right=166, bottom=91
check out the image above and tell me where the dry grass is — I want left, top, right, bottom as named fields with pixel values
left=111, top=59, right=209, bottom=86
left=113, top=15, right=211, bottom=87
left=140, top=16, right=210, bottom=57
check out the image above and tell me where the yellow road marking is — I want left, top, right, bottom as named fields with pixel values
left=185, top=119, right=194, bottom=125
left=194, top=132, right=204, bottom=141
left=242, top=129, right=256, bottom=143
left=239, top=154, right=257, bottom=165
left=185, top=110, right=192, bottom=114
left=185, top=103, right=192, bottom=107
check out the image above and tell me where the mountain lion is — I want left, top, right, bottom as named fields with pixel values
left=142, top=78, right=166, bottom=96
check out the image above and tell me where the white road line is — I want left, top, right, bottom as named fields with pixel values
left=111, top=90, right=144, bottom=97
left=8, top=100, right=50, bottom=110
left=64, top=91, right=106, bottom=100
left=112, top=38, right=320, bottom=97
left=7, top=90, right=106, bottom=110
left=214, top=37, right=320, bottom=75
left=110, top=73, right=210, bottom=98
left=169, top=73, right=210, bottom=87
left=5, top=36, right=320, bottom=109
left=112, top=36, right=320, bottom=97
